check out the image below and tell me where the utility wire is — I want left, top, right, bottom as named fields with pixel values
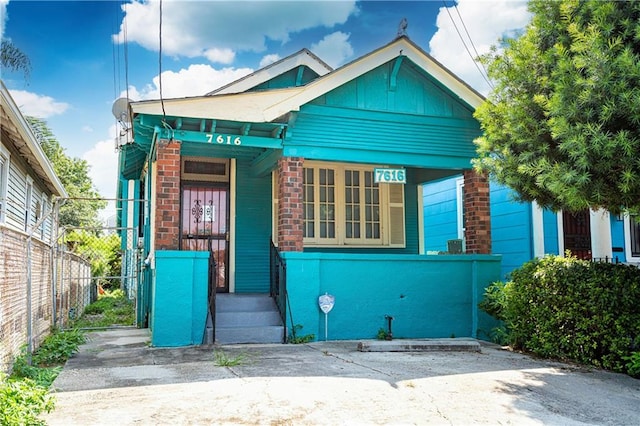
left=452, top=1, right=493, bottom=90
left=123, top=1, right=130, bottom=103
left=441, top=0, right=493, bottom=91
left=159, top=0, right=167, bottom=119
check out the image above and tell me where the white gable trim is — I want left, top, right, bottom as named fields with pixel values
left=208, top=49, right=332, bottom=96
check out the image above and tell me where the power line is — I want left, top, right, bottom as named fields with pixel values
left=452, top=1, right=493, bottom=90
left=159, top=0, right=166, bottom=119
left=441, top=0, right=494, bottom=91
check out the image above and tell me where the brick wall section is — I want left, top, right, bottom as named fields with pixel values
left=463, top=170, right=492, bottom=254
left=277, top=157, right=304, bottom=252
left=155, top=139, right=181, bottom=250
left=0, top=227, right=53, bottom=373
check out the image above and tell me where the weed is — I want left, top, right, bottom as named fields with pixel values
left=288, top=324, right=314, bottom=344
left=376, top=328, right=390, bottom=340
left=0, top=374, right=54, bottom=426
left=214, top=351, right=247, bottom=367
left=72, top=289, right=135, bottom=328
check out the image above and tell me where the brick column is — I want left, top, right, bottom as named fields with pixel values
left=463, top=170, right=491, bottom=254
left=155, top=139, right=181, bottom=250
left=277, top=157, right=304, bottom=252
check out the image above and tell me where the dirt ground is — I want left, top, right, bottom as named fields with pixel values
left=42, top=329, right=640, bottom=425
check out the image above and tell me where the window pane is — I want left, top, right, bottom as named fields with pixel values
left=632, top=216, right=640, bottom=257
left=364, top=172, right=380, bottom=240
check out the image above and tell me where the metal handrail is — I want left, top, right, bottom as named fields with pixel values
left=270, top=239, right=291, bottom=342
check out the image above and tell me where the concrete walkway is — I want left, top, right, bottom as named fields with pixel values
left=43, top=329, right=640, bottom=425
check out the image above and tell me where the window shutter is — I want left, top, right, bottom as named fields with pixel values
left=388, top=184, right=405, bottom=247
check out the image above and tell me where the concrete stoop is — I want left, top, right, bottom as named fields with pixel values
left=356, top=338, right=481, bottom=352
left=215, top=294, right=284, bottom=344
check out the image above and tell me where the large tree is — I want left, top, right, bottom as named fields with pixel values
left=0, top=40, right=31, bottom=79
left=474, top=0, right=640, bottom=214
left=27, top=117, right=106, bottom=227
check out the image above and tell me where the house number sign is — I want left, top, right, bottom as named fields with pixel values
left=374, top=168, right=406, bottom=184
left=206, top=134, right=242, bottom=145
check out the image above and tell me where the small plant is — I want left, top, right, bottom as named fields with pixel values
left=288, top=324, right=314, bottom=344
left=213, top=350, right=247, bottom=367
left=0, top=374, right=54, bottom=426
left=376, top=328, right=390, bottom=340
left=623, top=352, right=640, bottom=378
left=72, top=289, right=135, bottom=328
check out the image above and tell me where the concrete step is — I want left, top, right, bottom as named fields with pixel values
left=356, top=338, right=481, bottom=353
left=216, top=294, right=278, bottom=312
left=216, top=326, right=285, bottom=344
left=216, top=310, right=282, bottom=327
left=214, top=293, right=284, bottom=344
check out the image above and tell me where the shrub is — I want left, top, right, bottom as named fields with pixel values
left=0, top=374, right=54, bottom=426
left=480, top=255, right=640, bottom=376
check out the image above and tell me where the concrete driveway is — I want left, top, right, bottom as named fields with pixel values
left=43, top=329, right=640, bottom=425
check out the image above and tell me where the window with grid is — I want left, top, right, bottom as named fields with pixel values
left=302, top=162, right=404, bottom=247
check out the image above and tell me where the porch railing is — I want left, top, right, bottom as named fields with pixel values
left=269, top=240, right=289, bottom=341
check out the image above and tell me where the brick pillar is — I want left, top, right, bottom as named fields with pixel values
left=277, top=157, right=304, bottom=252
left=155, top=139, right=181, bottom=250
left=463, top=170, right=491, bottom=254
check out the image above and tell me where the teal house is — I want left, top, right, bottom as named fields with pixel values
left=424, top=177, right=637, bottom=279
left=117, top=36, right=501, bottom=346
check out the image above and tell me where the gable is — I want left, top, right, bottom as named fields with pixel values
left=249, top=65, right=321, bottom=91
left=310, top=58, right=474, bottom=119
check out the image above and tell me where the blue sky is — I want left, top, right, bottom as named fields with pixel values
left=0, top=0, right=530, bottom=215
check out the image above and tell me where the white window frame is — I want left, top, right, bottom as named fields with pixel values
left=0, top=145, right=9, bottom=224
left=302, top=161, right=404, bottom=248
left=25, top=176, right=33, bottom=232
left=455, top=178, right=465, bottom=240
left=624, top=214, right=640, bottom=263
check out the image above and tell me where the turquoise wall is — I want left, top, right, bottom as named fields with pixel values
left=234, top=160, right=272, bottom=293
left=542, top=210, right=559, bottom=255
left=283, top=252, right=502, bottom=341
left=250, top=66, right=319, bottom=91
left=610, top=215, right=626, bottom=262
left=490, top=182, right=533, bottom=279
left=423, top=176, right=460, bottom=253
left=151, top=251, right=209, bottom=346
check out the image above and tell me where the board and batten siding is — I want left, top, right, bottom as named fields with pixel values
left=233, top=159, right=272, bottom=293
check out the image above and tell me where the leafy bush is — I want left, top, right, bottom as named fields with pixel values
left=0, top=374, right=54, bottom=426
left=72, top=289, right=134, bottom=328
left=480, top=255, right=640, bottom=376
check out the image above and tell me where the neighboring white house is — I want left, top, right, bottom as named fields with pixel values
left=0, top=79, right=67, bottom=372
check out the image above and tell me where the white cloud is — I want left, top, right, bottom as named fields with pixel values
left=9, top=89, right=70, bottom=118
left=0, top=0, right=8, bottom=39
left=82, top=125, right=94, bottom=133
left=82, top=133, right=118, bottom=201
left=114, top=0, right=358, bottom=62
left=203, top=47, right=235, bottom=64
left=429, top=0, right=531, bottom=95
left=310, top=31, right=353, bottom=69
left=259, top=53, right=281, bottom=68
left=124, top=64, right=254, bottom=100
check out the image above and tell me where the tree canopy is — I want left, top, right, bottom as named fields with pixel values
left=0, top=40, right=31, bottom=79
left=27, top=117, right=106, bottom=227
left=474, top=0, right=640, bottom=214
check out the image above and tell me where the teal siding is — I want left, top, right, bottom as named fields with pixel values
left=234, top=160, right=272, bottom=293
left=286, top=104, right=479, bottom=169
left=311, top=59, right=474, bottom=118
left=423, top=176, right=460, bottom=252
left=250, top=65, right=319, bottom=91
left=543, top=210, right=559, bottom=255
left=490, top=182, right=533, bottom=278
left=284, top=253, right=502, bottom=341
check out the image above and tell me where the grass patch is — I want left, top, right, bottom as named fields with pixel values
left=213, top=350, right=247, bottom=367
left=72, top=289, right=135, bottom=328
left=2, top=328, right=86, bottom=425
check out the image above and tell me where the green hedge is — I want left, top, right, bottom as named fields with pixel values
left=481, top=255, right=640, bottom=376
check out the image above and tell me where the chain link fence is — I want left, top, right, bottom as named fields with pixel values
left=52, top=198, right=140, bottom=329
